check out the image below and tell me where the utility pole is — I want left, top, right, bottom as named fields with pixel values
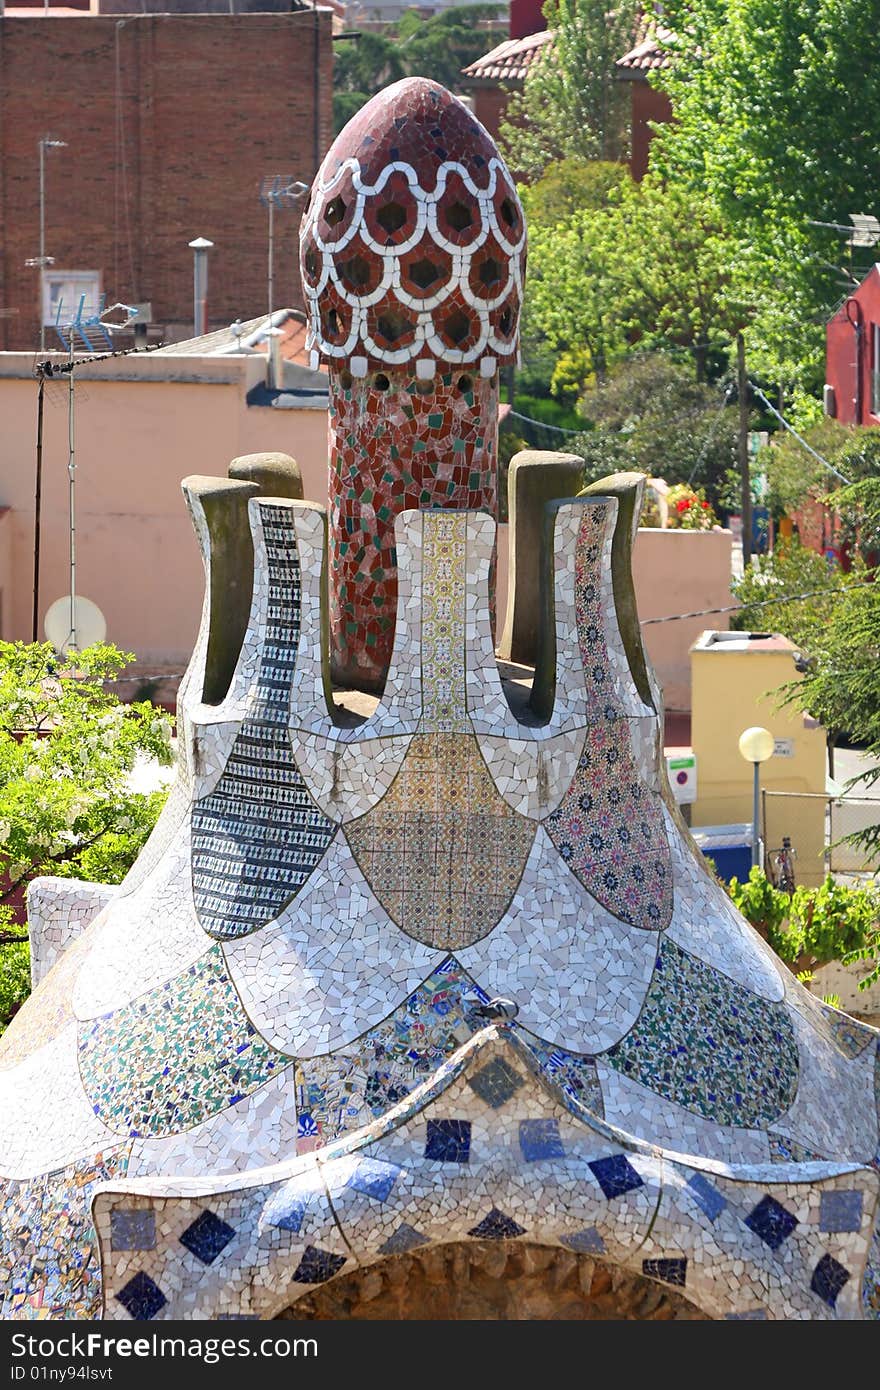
left=737, top=332, right=752, bottom=567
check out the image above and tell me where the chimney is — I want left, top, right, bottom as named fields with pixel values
left=188, top=237, right=214, bottom=338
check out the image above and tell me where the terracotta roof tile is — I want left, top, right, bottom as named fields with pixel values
left=616, top=23, right=674, bottom=75
left=462, top=29, right=554, bottom=86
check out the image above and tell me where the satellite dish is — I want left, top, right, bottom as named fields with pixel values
left=43, top=595, right=107, bottom=655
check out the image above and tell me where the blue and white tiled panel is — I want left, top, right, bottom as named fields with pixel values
left=94, top=1030, right=879, bottom=1321
left=182, top=498, right=304, bottom=811
left=25, top=877, right=118, bottom=988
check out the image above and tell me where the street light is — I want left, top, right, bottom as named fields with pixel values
left=25, top=136, right=67, bottom=353
left=738, top=726, right=775, bottom=868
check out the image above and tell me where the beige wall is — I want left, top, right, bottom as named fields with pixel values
left=632, top=528, right=733, bottom=715
left=0, top=354, right=328, bottom=666
left=690, top=634, right=827, bottom=885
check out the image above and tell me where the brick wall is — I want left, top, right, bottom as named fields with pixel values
left=0, top=11, right=334, bottom=350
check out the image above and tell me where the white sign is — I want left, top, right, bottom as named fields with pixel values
left=666, top=753, right=697, bottom=804
left=773, top=738, right=795, bottom=758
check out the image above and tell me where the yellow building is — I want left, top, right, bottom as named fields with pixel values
left=690, top=631, right=828, bottom=886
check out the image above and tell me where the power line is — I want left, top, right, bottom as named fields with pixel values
left=748, top=382, right=852, bottom=485
left=640, top=579, right=875, bottom=627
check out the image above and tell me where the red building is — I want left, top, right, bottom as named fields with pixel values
left=460, top=0, right=550, bottom=141
left=825, top=265, right=880, bottom=426
left=462, top=10, right=673, bottom=181
left=0, top=7, right=334, bottom=351
left=614, top=23, right=673, bottom=182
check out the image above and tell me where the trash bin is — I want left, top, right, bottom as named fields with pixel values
left=691, top=823, right=754, bottom=883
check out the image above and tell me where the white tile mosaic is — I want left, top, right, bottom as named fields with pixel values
left=26, top=876, right=118, bottom=988
left=222, top=834, right=441, bottom=1056
left=0, top=1024, right=119, bottom=1180
left=458, top=827, right=658, bottom=1053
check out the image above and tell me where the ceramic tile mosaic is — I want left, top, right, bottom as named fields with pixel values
left=221, top=833, right=439, bottom=1056
left=0, top=927, right=92, bottom=1071
left=78, top=948, right=291, bottom=1138
left=71, top=823, right=207, bottom=1021
left=345, top=733, right=535, bottom=949
left=25, top=877, right=118, bottom=988
left=458, top=826, right=659, bottom=1054
left=769, top=1002, right=878, bottom=1163
left=602, top=937, right=798, bottom=1128
left=4, top=81, right=880, bottom=1324
left=663, top=805, right=786, bottom=1002
left=544, top=506, right=672, bottom=932
left=127, top=1070, right=298, bottom=1179
left=92, top=1029, right=877, bottom=1321
left=300, top=78, right=525, bottom=684
left=191, top=506, right=337, bottom=940
left=0, top=1025, right=120, bottom=1179
left=0, top=1149, right=129, bottom=1320
left=596, top=1061, right=772, bottom=1165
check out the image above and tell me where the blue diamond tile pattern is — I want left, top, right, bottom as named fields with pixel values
left=292, top=1245, right=347, bottom=1285
left=562, top=1226, right=606, bottom=1255
left=191, top=508, right=336, bottom=940
left=466, top=1056, right=524, bottom=1109
left=425, top=1118, right=471, bottom=1163
left=179, top=1210, right=236, bottom=1266
left=519, top=1118, right=566, bottom=1163
left=819, top=1190, right=863, bottom=1234
left=744, top=1194, right=798, bottom=1251
left=589, top=1154, right=644, bottom=1200
left=345, top=1157, right=402, bottom=1204
left=110, top=1210, right=156, bottom=1252
left=686, top=1173, right=727, bottom=1223
left=380, top=1224, right=429, bottom=1256
left=642, top=1257, right=687, bottom=1287
left=467, top=1208, right=527, bottom=1240
left=726, top=1309, right=768, bottom=1320
left=811, top=1254, right=850, bottom=1309
left=116, top=1271, right=167, bottom=1320
left=270, top=1200, right=306, bottom=1235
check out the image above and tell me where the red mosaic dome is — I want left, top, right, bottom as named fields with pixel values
left=300, top=78, right=526, bottom=372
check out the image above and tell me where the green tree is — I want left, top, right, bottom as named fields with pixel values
left=332, top=32, right=406, bottom=134
left=524, top=175, right=744, bottom=396
left=730, top=538, right=861, bottom=654
left=500, top=0, right=641, bottom=179
left=398, top=5, right=505, bottom=91
left=652, top=0, right=880, bottom=385
left=0, top=642, right=173, bottom=919
left=525, top=200, right=625, bottom=386
left=579, top=356, right=738, bottom=505
left=0, top=642, right=173, bottom=1028
left=332, top=6, right=504, bottom=134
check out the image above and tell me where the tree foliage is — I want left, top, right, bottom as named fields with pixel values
left=0, top=642, right=172, bottom=921
left=332, top=6, right=503, bottom=134
left=728, top=866, right=880, bottom=985
left=578, top=356, right=737, bottom=505
left=500, top=0, right=641, bottom=179
left=652, top=0, right=880, bottom=385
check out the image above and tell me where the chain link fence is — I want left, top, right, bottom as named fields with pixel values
left=762, top=789, right=880, bottom=885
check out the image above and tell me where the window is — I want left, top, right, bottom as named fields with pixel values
left=872, top=323, right=880, bottom=417
left=42, top=270, right=101, bottom=329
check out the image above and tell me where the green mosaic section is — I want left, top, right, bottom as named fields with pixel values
left=604, top=938, right=799, bottom=1127
left=78, top=948, right=290, bottom=1138
left=0, top=1147, right=129, bottom=1319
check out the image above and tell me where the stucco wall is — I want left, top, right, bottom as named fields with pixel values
left=690, top=635, right=828, bottom=885
left=0, top=354, right=328, bottom=665
left=632, top=527, right=734, bottom=715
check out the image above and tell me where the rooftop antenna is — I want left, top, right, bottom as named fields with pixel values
left=258, top=175, right=308, bottom=385
left=34, top=296, right=137, bottom=655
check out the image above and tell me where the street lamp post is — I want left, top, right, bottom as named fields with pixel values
left=26, top=137, right=67, bottom=353
left=738, top=726, right=775, bottom=868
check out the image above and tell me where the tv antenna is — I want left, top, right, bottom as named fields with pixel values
left=32, top=295, right=137, bottom=654
left=258, top=175, right=309, bottom=355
